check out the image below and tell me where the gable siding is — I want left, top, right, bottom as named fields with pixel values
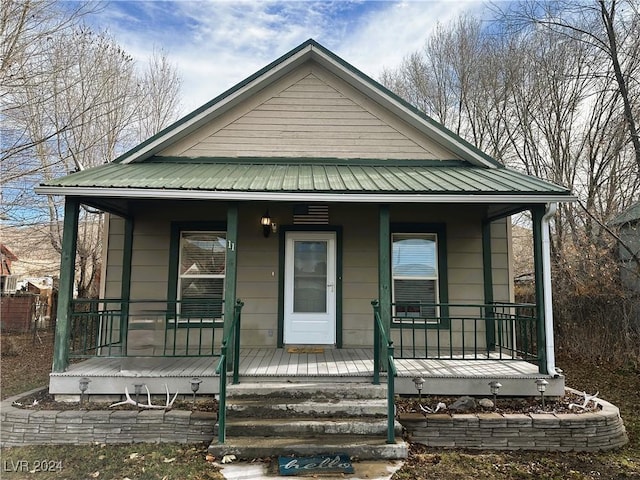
left=160, top=63, right=454, bottom=160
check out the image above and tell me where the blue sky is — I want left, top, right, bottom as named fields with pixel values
left=84, top=0, right=488, bottom=113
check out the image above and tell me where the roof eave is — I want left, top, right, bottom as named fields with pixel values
left=35, top=185, right=577, bottom=204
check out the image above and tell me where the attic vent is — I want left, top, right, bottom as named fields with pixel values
left=293, top=205, right=329, bottom=225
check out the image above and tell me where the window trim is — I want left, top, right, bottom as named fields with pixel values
left=168, top=221, right=227, bottom=328
left=390, top=223, right=449, bottom=329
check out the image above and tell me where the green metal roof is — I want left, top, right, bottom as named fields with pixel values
left=38, top=158, right=573, bottom=202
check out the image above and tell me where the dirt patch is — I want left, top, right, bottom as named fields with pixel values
left=13, top=387, right=598, bottom=417
left=396, top=390, right=601, bottom=416
left=10, top=387, right=219, bottom=412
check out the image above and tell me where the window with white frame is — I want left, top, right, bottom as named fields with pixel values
left=392, top=233, right=439, bottom=321
left=178, top=231, right=226, bottom=320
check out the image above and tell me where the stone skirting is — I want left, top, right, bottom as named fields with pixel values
left=399, top=389, right=628, bottom=452
left=0, top=388, right=216, bottom=447
left=1, top=387, right=628, bottom=451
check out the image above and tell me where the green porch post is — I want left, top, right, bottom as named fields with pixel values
left=482, top=219, right=496, bottom=350
left=531, top=205, right=548, bottom=374
left=223, top=203, right=239, bottom=367
left=378, top=204, right=391, bottom=369
left=52, top=197, right=80, bottom=373
left=120, top=216, right=134, bottom=355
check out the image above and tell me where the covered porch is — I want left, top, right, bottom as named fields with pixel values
left=48, top=288, right=564, bottom=400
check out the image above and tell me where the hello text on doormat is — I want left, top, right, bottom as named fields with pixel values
left=278, top=453, right=354, bottom=476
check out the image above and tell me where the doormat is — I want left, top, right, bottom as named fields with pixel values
left=287, top=347, right=324, bottom=354
left=278, top=453, right=354, bottom=476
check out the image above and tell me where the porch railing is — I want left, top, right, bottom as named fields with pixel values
left=215, top=299, right=244, bottom=445
left=69, top=298, right=226, bottom=358
left=389, top=301, right=539, bottom=363
left=371, top=300, right=397, bottom=445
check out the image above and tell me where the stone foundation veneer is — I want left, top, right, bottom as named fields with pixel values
left=0, top=388, right=216, bottom=447
left=399, top=389, right=628, bottom=452
left=1, top=388, right=628, bottom=451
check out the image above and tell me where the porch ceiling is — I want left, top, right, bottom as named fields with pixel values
left=37, top=158, right=574, bottom=203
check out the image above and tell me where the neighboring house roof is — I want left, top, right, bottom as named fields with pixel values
left=610, top=202, right=640, bottom=226
left=1, top=244, right=18, bottom=275
left=36, top=39, right=575, bottom=204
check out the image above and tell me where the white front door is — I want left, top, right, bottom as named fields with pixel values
left=284, top=232, right=336, bottom=345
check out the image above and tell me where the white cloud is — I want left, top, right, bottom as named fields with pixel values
left=87, top=0, right=486, bottom=113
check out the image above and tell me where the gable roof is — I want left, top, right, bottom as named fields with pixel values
left=37, top=39, right=575, bottom=204
left=114, top=39, right=501, bottom=168
left=1, top=244, right=18, bottom=262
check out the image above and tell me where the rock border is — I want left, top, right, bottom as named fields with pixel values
left=398, top=388, right=628, bottom=452
left=0, top=387, right=216, bottom=447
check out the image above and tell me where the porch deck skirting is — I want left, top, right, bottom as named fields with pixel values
left=49, top=348, right=564, bottom=397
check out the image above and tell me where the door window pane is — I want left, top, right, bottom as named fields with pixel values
left=293, top=241, right=327, bottom=313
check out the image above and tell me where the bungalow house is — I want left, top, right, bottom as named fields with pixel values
left=37, top=40, right=574, bottom=450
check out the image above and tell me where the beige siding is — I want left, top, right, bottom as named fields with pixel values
left=103, top=215, right=125, bottom=299
left=112, top=201, right=511, bottom=351
left=490, top=218, right=512, bottom=303
left=236, top=203, right=284, bottom=347
left=334, top=205, right=378, bottom=347
left=385, top=204, right=496, bottom=351
left=160, top=63, right=455, bottom=161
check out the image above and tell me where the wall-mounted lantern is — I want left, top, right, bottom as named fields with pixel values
left=260, top=211, right=277, bottom=237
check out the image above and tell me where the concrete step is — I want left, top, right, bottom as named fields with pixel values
left=218, top=417, right=403, bottom=436
left=208, top=435, right=408, bottom=460
left=226, top=382, right=387, bottom=400
left=226, top=397, right=389, bottom=418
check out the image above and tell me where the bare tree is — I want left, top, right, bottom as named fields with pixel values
left=380, top=9, right=639, bottom=249
left=496, top=0, right=640, bottom=173
left=380, top=15, right=514, bottom=158
left=137, top=49, right=182, bottom=140
left=2, top=13, right=182, bottom=296
left=0, top=0, right=96, bottom=161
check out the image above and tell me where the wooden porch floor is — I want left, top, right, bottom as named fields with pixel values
left=50, top=348, right=564, bottom=397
